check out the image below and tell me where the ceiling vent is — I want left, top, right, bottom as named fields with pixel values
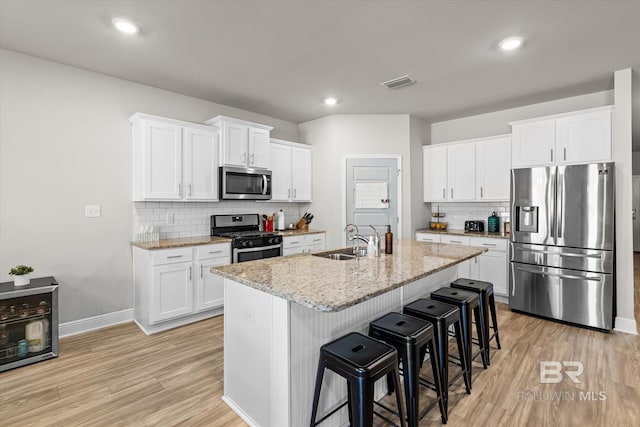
left=380, top=75, right=416, bottom=89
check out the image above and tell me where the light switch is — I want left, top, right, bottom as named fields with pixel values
left=85, top=205, right=101, bottom=218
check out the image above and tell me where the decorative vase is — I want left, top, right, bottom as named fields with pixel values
left=14, top=274, right=30, bottom=286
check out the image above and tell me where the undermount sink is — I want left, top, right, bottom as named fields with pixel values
left=312, top=248, right=360, bottom=260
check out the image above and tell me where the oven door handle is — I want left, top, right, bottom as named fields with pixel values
left=235, top=244, right=282, bottom=254
left=262, top=175, right=268, bottom=195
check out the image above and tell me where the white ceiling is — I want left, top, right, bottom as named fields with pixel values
left=1, top=0, right=638, bottom=148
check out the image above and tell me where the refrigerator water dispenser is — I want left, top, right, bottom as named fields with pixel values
left=516, top=206, right=538, bottom=233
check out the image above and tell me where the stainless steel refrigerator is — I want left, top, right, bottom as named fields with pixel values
left=510, top=162, right=615, bottom=330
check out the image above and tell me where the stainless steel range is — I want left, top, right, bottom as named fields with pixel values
left=211, top=214, right=282, bottom=263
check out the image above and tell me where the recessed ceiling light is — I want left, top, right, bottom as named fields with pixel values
left=499, top=36, right=524, bottom=51
left=112, top=18, right=140, bottom=35
left=324, top=97, right=338, bottom=106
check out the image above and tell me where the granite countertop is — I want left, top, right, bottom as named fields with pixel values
left=416, top=228, right=510, bottom=240
left=211, top=240, right=486, bottom=312
left=131, top=235, right=232, bottom=250
left=275, top=229, right=325, bottom=237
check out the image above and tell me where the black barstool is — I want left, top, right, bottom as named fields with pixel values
left=431, top=287, right=488, bottom=387
left=451, top=278, right=501, bottom=363
left=310, top=332, right=406, bottom=427
left=403, top=299, right=471, bottom=418
left=369, top=312, right=446, bottom=426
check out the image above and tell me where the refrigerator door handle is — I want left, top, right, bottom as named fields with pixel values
left=514, top=265, right=602, bottom=282
left=520, top=248, right=603, bottom=259
left=557, top=173, right=563, bottom=239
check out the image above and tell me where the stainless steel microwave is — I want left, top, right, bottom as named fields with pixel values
left=219, top=166, right=272, bottom=200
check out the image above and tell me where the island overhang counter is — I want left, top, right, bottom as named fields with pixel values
left=211, top=240, right=486, bottom=427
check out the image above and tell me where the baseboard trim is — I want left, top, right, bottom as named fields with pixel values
left=59, top=309, right=134, bottom=338
left=614, top=316, right=638, bottom=335
left=222, top=395, right=259, bottom=427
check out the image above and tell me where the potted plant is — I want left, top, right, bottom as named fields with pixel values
left=9, top=265, right=34, bottom=286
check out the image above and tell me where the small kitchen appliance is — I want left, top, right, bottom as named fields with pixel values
left=464, top=220, right=484, bottom=233
left=219, top=166, right=272, bottom=200
left=211, top=214, right=282, bottom=263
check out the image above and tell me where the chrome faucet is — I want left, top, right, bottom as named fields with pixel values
left=344, top=223, right=367, bottom=255
left=369, top=225, right=380, bottom=257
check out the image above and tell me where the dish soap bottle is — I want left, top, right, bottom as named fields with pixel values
left=385, top=225, right=393, bottom=254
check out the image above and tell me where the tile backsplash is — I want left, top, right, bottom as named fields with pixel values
left=428, top=202, right=511, bottom=230
left=133, top=201, right=308, bottom=239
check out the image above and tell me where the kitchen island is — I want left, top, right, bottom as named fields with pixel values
left=211, top=240, right=486, bottom=427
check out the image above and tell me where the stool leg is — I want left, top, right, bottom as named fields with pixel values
left=489, top=293, right=501, bottom=349
left=435, top=321, right=449, bottom=415
left=479, top=296, right=491, bottom=364
left=391, top=366, right=407, bottom=427
left=309, top=360, right=325, bottom=427
left=454, top=320, right=471, bottom=394
left=426, top=339, right=447, bottom=424
left=350, top=377, right=374, bottom=427
left=347, top=382, right=353, bottom=426
left=460, top=307, right=473, bottom=386
left=474, top=307, right=488, bottom=369
left=403, top=343, right=420, bottom=427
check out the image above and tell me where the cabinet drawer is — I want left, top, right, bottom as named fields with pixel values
left=440, top=235, right=470, bottom=246
left=196, top=243, right=231, bottom=260
left=470, top=237, right=507, bottom=252
left=283, top=236, right=305, bottom=249
left=152, top=247, right=193, bottom=266
left=416, top=233, right=441, bottom=243
left=305, top=234, right=325, bottom=247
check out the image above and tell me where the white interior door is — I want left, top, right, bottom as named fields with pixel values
left=346, top=158, right=398, bottom=245
left=633, top=176, right=640, bottom=252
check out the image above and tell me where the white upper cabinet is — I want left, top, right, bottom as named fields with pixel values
left=131, top=113, right=219, bottom=201
left=447, top=142, right=476, bottom=201
left=510, top=106, right=612, bottom=168
left=423, top=145, right=448, bottom=202
left=269, top=139, right=312, bottom=202
left=184, top=127, right=219, bottom=200
left=476, top=136, right=511, bottom=201
left=206, top=116, right=273, bottom=169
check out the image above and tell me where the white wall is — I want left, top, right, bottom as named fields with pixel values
left=409, top=116, right=430, bottom=233
left=431, top=90, right=614, bottom=144
left=0, top=49, right=300, bottom=323
left=300, top=114, right=421, bottom=249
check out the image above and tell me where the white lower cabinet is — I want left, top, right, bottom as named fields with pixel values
left=415, top=232, right=508, bottom=296
left=282, top=233, right=326, bottom=256
left=134, top=242, right=231, bottom=334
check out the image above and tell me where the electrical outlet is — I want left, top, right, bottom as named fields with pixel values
left=242, top=311, right=255, bottom=324
left=85, top=205, right=101, bottom=218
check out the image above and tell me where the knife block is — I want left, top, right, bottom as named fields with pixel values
left=296, top=219, right=308, bottom=230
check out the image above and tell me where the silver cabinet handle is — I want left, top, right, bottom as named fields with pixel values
left=482, top=243, right=496, bottom=247
left=312, top=238, right=322, bottom=242
left=289, top=240, right=301, bottom=245
left=188, top=184, right=192, bottom=197
left=243, top=152, right=247, bottom=164
left=251, top=153, right=255, bottom=165
left=167, top=255, right=183, bottom=259
left=480, top=186, right=483, bottom=198
left=294, top=188, right=297, bottom=198
left=209, top=250, right=223, bottom=254
left=288, top=188, right=291, bottom=199
left=442, top=188, right=445, bottom=198
left=563, top=147, right=567, bottom=161
left=200, top=264, right=203, bottom=278
left=451, top=188, right=454, bottom=198
left=449, top=240, right=462, bottom=244
left=550, top=148, right=554, bottom=162
left=178, top=182, right=182, bottom=198
left=189, top=266, right=192, bottom=281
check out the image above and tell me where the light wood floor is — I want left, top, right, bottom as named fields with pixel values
left=2, top=256, right=639, bottom=426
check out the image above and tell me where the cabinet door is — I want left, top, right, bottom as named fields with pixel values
left=511, top=120, right=556, bottom=168
left=150, top=263, right=193, bottom=323
left=423, top=146, right=448, bottom=202
left=184, top=126, right=219, bottom=200
left=556, top=110, right=611, bottom=164
left=472, top=251, right=508, bottom=296
left=269, top=144, right=292, bottom=201
left=291, top=147, right=312, bottom=202
left=195, top=258, right=227, bottom=311
left=447, top=142, right=476, bottom=201
left=305, top=233, right=325, bottom=248
left=143, top=120, right=182, bottom=199
left=476, top=137, right=511, bottom=201
left=249, top=128, right=270, bottom=169
left=222, top=122, right=248, bottom=167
